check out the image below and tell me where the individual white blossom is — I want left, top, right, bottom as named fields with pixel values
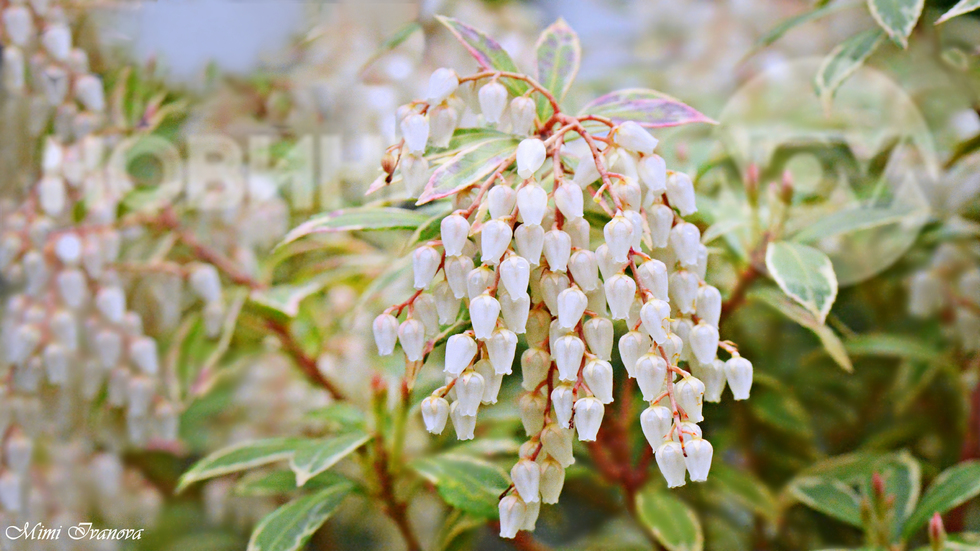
left=421, top=396, right=450, bottom=434
left=516, top=139, right=546, bottom=179
left=613, top=122, right=658, bottom=155
left=725, top=356, right=753, bottom=400
left=479, top=81, right=508, bottom=125
left=574, top=397, right=604, bottom=441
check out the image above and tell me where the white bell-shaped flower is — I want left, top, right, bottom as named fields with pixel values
left=569, top=250, right=599, bottom=292
left=636, top=353, right=668, bottom=400
left=674, top=376, right=705, bottom=422
left=427, top=68, right=459, bottom=103
left=543, top=229, right=571, bottom=272
left=401, top=113, right=429, bottom=154
left=43, top=23, right=72, bottom=61
left=640, top=299, right=671, bottom=344
left=582, top=318, right=613, bottom=362
left=553, top=334, right=585, bottom=382
left=516, top=183, right=548, bottom=225
left=413, top=246, right=441, bottom=290
left=498, top=495, right=527, bottom=539
left=526, top=310, right=552, bottom=346
left=456, top=371, right=486, bottom=416
left=421, top=396, right=450, bottom=434
left=434, top=281, right=461, bottom=325
left=521, top=348, right=550, bottom=391
left=695, top=358, right=727, bottom=403
left=540, top=271, right=570, bottom=314
left=613, top=121, right=658, bottom=155
left=684, top=438, right=713, bottom=482
left=510, top=96, right=536, bottom=135
left=656, top=441, right=687, bottom=487
left=669, top=222, right=701, bottom=268
left=3, top=6, right=32, bottom=47
left=550, top=384, right=575, bottom=428
left=603, top=212, right=634, bottom=263
left=574, top=397, right=604, bottom=441
left=514, top=224, right=544, bottom=265
left=56, top=269, right=87, bottom=310
left=499, top=256, right=530, bottom=299
left=604, top=274, right=636, bottom=320
left=487, top=328, right=518, bottom=374
left=666, top=172, right=697, bottom=216
left=398, top=319, right=426, bottom=361
left=583, top=359, right=614, bottom=403
left=516, top=139, right=547, bottom=179
left=445, top=334, right=478, bottom=375
left=638, top=154, right=667, bottom=193
left=129, top=337, right=158, bottom=376
left=441, top=214, right=470, bottom=257
left=663, top=333, right=683, bottom=365
left=450, top=401, right=477, bottom=440
left=573, top=154, right=600, bottom=188
left=539, top=457, right=565, bottom=504
left=554, top=183, right=584, bottom=220
left=618, top=331, right=648, bottom=378
left=641, top=406, right=673, bottom=448
left=466, top=266, right=494, bottom=300
left=500, top=291, right=531, bottom=334
left=444, top=255, right=474, bottom=299
left=401, top=154, right=429, bottom=197
left=481, top=220, right=513, bottom=265
left=625, top=210, right=645, bottom=250
left=676, top=422, right=702, bottom=443
left=595, top=244, right=627, bottom=280
left=689, top=321, right=719, bottom=365
left=520, top=392, right=547, bottom=436
left=556, top=286, right=588, bottom=329
left=95, top=286, right=126, bottom=324
left=488, top=185, right=517, bottom=219
left=566, top=217, right=590, bottom=249
left=478, top=81, right=508, bottom=124
left=475, top=360, right=504, bottom=404
left=725, top=356, right=753, bottom=400
left=669, top=270, right=699, bottom=315
left=511, top=459, right=541, bottom=503
left=696, top=285, right=722, bottom=328
left=75, top=74, right=105, bottom=112
left=469, top=293, right=500, bottom=340
left=647, top=204, right=674, bottom=249
left=636, top=260, right=669, bottom=302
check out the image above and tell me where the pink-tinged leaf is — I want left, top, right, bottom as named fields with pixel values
left=278, top=207, right=431, bottom=248
left=435, top=15, right=529, bottom=97
left=366, top=174, right=388, bottom=195
left=417, top=137, right=518, bottom=205
left=580, top=88, right=715, bottom=128
left=535, top=18, right=580, bottom=119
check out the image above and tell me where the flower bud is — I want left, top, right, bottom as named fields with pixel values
left=434, top=281, right=461, bottom=324
left=604, top=274, right=636, bottom=320
left=519, top=348, right=548, bottom=391
left=440, top=214, right=470, bottom=257
left=128, top=336, right=158, bottom=376
left=594, top=245, right=624, bottom=282
left=190, top=264, right=222, bottom=303
left=499, top=255, right=530, bottom=299
left=662, top=333, right=683, bottom=365
left=2, top=46, right=25, bottom=92
left=75, top=74, right=105, bottom=112
left=445, top=334, right=477, bottom=375
left=656, top=441, right=687, bottom=487
left=636, top=353, right=668, bottom=400
left=449, top=401, right=477, bottom=440
left=43, top=23, right=72, bottom=61
left=541, top=424, right=575, bottom=467
left=0, top=470, right=22, bottom=512
left=725, top=356, right=753, bottom=400
left=669, top=222, right=701, bottom=268
left=39, top=174, right=66, bottom=216
left=553, top=334, right=585, bottom=382
left=556, top=286, right=587, bottom=329
left=401, top=113, right=429, bottom=154
left=500, top=291, right=530, bottom=334
left=674, top=376, right=705, bottom=422
left=485, top=185, right=516, bottom=219
left=666, top=172, right=697, bottom=216
left=498, top=495, right=527, bottom=539
left=689, top=321, right=718, bottom=365
left=520, top=391, right=547, bottom=436
left=617, top=331, right=647, bottom=378
left=540, top=271, right=570, bottom=314
left=487, top=328, right=518, bottom=374
left=567, top=251, right=598, bottom=293
left=429, top=104, right=458, bottom=148
left=583, top=359, right=614, bottom=404
left=444, top=255, right=474, bottom=299
left=95, top=286, right=126, bottom=324
left=3, top=6, right=32, bottom=46
left=478, top=81, right=508, bottom=124
left=625, top=210, right=645, bottom=250
left=574, top=397, right=604, bottom=441
left=555, top=183, right=584, bottom=220
left=467, top=265, right=494, bottom=300
left=398, top=319, right=426, bottom=361
left=427, top=68, right=459, bottom=103
left=641, top=406, right=673, bottom=448
left=647, top=204, right=674, bottom=249
left=548, top=384, right=575, bottom=428
left=516, top=182, right=548, bottom=225
left=481, top=220, right=512, bottom=265
left=695, top=358, right=727, bottom=403
left=511, top=459, right=541, bottom=503
left=474, top=359, right=503, bottom=404
left=516, top=139, right=547, bottom=179
left=414, top=294, right=439, bottom=338
left=510, top=97, right=536, bottom=135
left=456, top=371, right=485, bottom=416
left=56, top=268, right=88, bottom=310
left=638, top=154, right=667, bottom=194
left=929, top=512, right=947, bottom=550
left=401, top=153, right=429, bottom=197
left=669, top=270, right=699, bottom=314
left=578, top=318, right=612, bottom=362
left=909, top=271, right=944, bottom=317
left=640, top=299, right=671, bottom=344
left=696, top=285, right=722, bottom=327
left=543, top=229, right=571, bottom=272
left=413, top=245, right=441, bottom=290
left=613, top=122, right=658, bottom=155
left=684, top=438, right=713, bottom=482
left=421, top=396, right=450, bottom=434
left=526, top=309, right=552, bottom=346
left=515, top=223, right=544, bottom=265
left=604, top=212, right=634, bottom=263
left=469, top=293, right=500, bottom=340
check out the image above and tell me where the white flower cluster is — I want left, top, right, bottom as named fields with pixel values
left=374, top=68, right=754, bottom=538
left=908, top=243, right=980, bottom=351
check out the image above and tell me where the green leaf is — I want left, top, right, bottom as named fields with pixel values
left=635, top=485, right=704, bottom=551
left=765, top=241, right=838, bottom=324
left=177, top=437, right=305, bottom=493
left=788, top=477, right=863, bottom=527
left=360, top=21, right=422, bottom=74
left=417, top=135, right=518, bottom=205
left=865, top=452, right=921, bottom=540
left=247, top=481, right=353, bottom=551
left=754, top=2, right=858, bottom=51
left=814, top=29, right=885, bottom=108
left=868, top=0, right=924, bottom=47
left=752, top=287, right=852, bottom=372
left=710, top=463, right=779, bottom=522
left=289, top=432, right=372, bottom=487
left=791, top=205, right=922, bottom=244
left=249, top=271, right=354, bottom=318
left=904, top=461, right=980, bottom=539
left=411, top=454, right=510, bottom=518
left=845, top=333, right=938, bottom=363
left=434, top=16, right=529, bottom=97
left=535, top=18, right=580, bottom=118
left=579, top=88, right=715, bottom=129
left=235, top=469, right=350, bottom=497
left=937, top=0, right=980, bottom=23
left=279, top=207, right=430, bottom=248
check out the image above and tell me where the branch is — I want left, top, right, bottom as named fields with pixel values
left=266, top=320, right=348, bottom=401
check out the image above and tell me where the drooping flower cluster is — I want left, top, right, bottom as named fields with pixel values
left=908, top=242, right=980, bottom=352
left=373, top=66, right=753, bottom=538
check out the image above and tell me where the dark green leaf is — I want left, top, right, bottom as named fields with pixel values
left=937, top=0, right=980, bottom=23
left=765, top=241, right=838, bottom=324
left=868, top=0, right=924, bottom=47
left=177, top=438, right=305, bottom=493
left=234, top=469, right=350, bottom=497
left=788, top=477, right=863, bottom=527
left=815, top=29, right=885, bottom=108
left=845, top=334, right=938, bottom=363
left=710, top=463, right=778, bottom=521
left=247, top=481, right=353, bottom=551
left=635, top=485, right=704, bottom=551
left=411, top=454, right=510, bottom=518
left=904, top=461, right=980, bottom=538
left=289, top=432, right=372, bottom=486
